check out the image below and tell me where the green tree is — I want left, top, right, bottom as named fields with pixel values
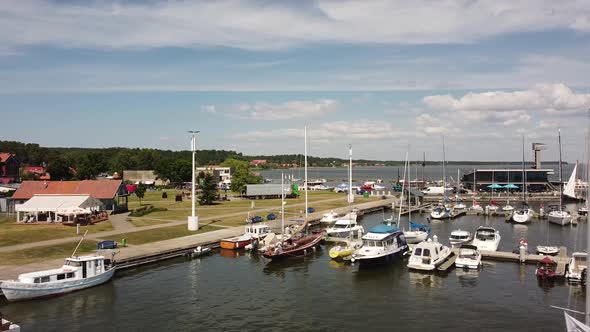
left=154, top=159, right=192, bottom=184
left=46, top=157, right=72, bottom=181
left=221, top=158, right=263, bottom=193
left=199, top=173, right=218, bottom=205
left=75, top=152, right=108, bottom=180
left=135, top=183, right=147, bottom=206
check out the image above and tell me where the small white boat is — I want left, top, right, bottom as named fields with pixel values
left=502, top=204, right=514, bottom=212
left=0, top=316, right=20, bottom=331
left=565, top=252, right=587, bottom=282
left=548, top=210, right=572, bottom=226
left=453, top=201, right=467, bottom=210
left=485, top=203, right=500, bottom=214
left=351, top=224, right=409, bottom=266
left=407, top=236, right=452, bottom=271
left=189, top=246, right=212, bottom=257
left=430, top=204, right=452, bottom=219
left=325, top=218, right=364, bottom=239
left=455, top=245, right=482, bottom=269
left=470, top=203, right=484, bottom=213
left=0, top=255, right=116, bottom=301
left=536, top=245, right=560, bottom=256
left=320, top=211, right=339, bottom=224
left=472, top=226, right=501, bottom=252
left=449, top=229, right=473, bottom=247
left=403, top=229, right=429, bottom=244
left=512, top=206, right=534, bottom=223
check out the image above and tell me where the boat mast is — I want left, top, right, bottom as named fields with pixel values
left=408, top=156, right=412, bottom=227
left=349, top=144, right=353, bottom=207
left=422, top=152, right=426, bottom=186
left=522, top=135, right=526, bottom=204
left=442, top=136, right=447, bottom=200
left=305, top=125, right=308, bottom=222
left=398, top=152, right=408, bottom=224
left=281, top=171, right=285, bottom=241
left=558, top=129, right=563, bottom=212
left=586, top=110, right=590, bottom=327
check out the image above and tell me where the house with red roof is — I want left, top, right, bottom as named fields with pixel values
left=0, top=153, right=20, bottom=184
left=250, top=159, right=267, bottom=167
left=12, top=180, right=129, bottom=212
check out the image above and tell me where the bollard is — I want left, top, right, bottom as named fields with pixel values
left=519, top=245, right=526, bottom=263
left=76, top=224, right=80, bottom=235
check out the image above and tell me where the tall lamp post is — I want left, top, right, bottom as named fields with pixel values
left=188, top=130, right=200, bottom=231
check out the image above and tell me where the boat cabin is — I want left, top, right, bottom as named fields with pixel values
left=17, top=255, right=108, bottom=284
left=245, top=224, right=270, bottom=238
left=450, top=231, right=471, bottom=242
left=458, top=245, right=479, bottom=260
left=361, top=225, right=405, bottom=248
left=475, top=228, right=497, bottom=241
left=411, top=241, right=446, bottom=265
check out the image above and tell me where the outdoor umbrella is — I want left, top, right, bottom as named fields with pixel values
left=487, top=184, right=503, bottom=189
left=503, top=184, right=519, bottom=189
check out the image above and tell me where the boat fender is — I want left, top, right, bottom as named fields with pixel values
left=518, top=238, right=528, bottom=248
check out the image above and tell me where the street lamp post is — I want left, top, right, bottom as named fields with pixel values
left=188, top=130, right=200, bottom=231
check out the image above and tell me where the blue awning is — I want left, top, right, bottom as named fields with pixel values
left=369, top=224, right=399, bottom=233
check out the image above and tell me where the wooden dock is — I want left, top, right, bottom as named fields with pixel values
left=437, top=252, right=457, bottom=271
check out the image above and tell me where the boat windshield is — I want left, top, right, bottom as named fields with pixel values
left=363, top=240, right=383, bottom=247
left=476, top=231, right=495, bottom=241
left=333, top=224, right=349, bottom=229
left=451, top=235, right=469, bottom=240
left=65, top=260, right=82, bottom=267
left=574, top=257, right=587, bottom=264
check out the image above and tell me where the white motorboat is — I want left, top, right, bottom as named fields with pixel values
left=1, top=315, right=20, bottom=331
left=565, top=252, right=587, bottom=282
left=351, top=224, right=409, bottom=267
left=455, top=244, right=482, bottom=269
left=449, top=229, right=473, bottom=247
left=548, top=210, right=572, bottom=226
left=472, top=226, right=501, bottom=252
left=404, top=227, right=429, bottom=244
left=502, top=204, right=514, bottom=212
left=325, top=218, right=364, bottom=239
left=536, top=245, right=560, bottom=256
left=579, top=206, right=588, bottom=216
left=320, top=211, right=339, bottom=224
left=0, top=254, right=116, bottom=301
left=407, top=236, right=452, bottom=271
left=430, top=203, right=452, bottom=219
left=453, top=201, right=467, bottom=210
left=512, top=205, right=534, bottom=223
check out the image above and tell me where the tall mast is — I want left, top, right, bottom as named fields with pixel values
left=586, top=110, right=590, bottom=326
left=281, top=171, right=285, bottom=240
left=398, top=152, right=408, bottom=223
left=348, top=144, right=353, bottom=206
left=422, top=152, right=426, bottom=185
left=522, top=135, right=526, bottom=203
left=304, top=125, right=308, bottom=221
left=442, top=136, right=447, bottom=199
left=558, top=129, right=563, bottom=212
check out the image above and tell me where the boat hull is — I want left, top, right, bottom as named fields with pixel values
left=220, top=239, right=252, bottom=250
left=329, top=246, right=354, bottom=259
left=403, top=231, right=428, bottom=244
left=352, top=246, right=408, bottom=268
left=512, top=210, right=534, bottom=223
left=1, top=268, right=116, bottom=301
left=548, top=214, right=572, bottom=226
left=262, top=232, right=324, bottom=260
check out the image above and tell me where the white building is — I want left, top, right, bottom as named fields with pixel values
left=195, top=166, right=232, bottom=186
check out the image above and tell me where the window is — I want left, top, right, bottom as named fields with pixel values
left=40, top=276, right=50, bottom=283
left=95, top=260, right=99, bottom=267
left=423, top=249, right=431, bottom=257
left=415, top=248, right=422, bottom=256
left=66, top=272, right=75, bottom=278
left=34, top=277, right=41, bottom=284
left=57, top=274, right=65, bottom=280
left=66, top=261, right=81, bottom=267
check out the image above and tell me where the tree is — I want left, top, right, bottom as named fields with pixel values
left=135, top=183, right=147, bottom=206
left=154, top=159, right=192, bottom=184
left=221, top=158, right=263, bottom=193
left=199, top=173, right=218, bottom=205
left=46, top=157, right=72, bottom=181
left=75, top=152, right=108, bottom=180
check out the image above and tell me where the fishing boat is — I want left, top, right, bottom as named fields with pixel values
left=1, top=254, right=116, bottom=301
left=0, top=314, right=20, bottom=331
left=472, top=226, right=501, bottom=252
left=565, top=252, right=588, bottom=283
left=220, top=224, right=270, bottom=250
left=535, top=256, right=558, bottom=280
left=455, top=244, right=481, bottom=269
left=319, top=211, right=339, bottom=224
left=549, top=129, right=573, bottom=226
left=449, top=229, right=473, bottom=247
left=407, top=236, right=452, bottom=271
left=350, top=224, right=409, bottom=266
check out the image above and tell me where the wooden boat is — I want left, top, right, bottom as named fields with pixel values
left=535, top=256, right=558, bottom=280
left=262, top=231, right=325, bottom=260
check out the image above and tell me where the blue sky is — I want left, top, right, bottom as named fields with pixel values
left=1, top=0, right=590, bottom=162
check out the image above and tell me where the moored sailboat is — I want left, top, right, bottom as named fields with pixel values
left=548, top=129, right=572, bottom=226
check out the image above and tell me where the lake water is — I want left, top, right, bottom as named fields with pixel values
left=1, top=203, right=588, bottom=332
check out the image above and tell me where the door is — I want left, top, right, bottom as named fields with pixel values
left=82, top=262, right=87, bottom=278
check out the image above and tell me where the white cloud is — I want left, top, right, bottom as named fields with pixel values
left=212, top=99, right=340, bottom=120
left=201, top=105, right=217, bottom=114
left=1, top=1, right=589, bottom=51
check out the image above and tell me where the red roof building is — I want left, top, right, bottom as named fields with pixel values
left=13, top=180, right=129, bottom=212
left=250, top=159, right=267, bottom=166
left=0, top=153, right=20, bottom=184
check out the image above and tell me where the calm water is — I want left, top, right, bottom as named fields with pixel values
left=1, top=202, right=588, bottom=332
left=260, top=164, right=576, bottom=183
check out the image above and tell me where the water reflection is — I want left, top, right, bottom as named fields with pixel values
left=408, top=271, right=445, bottom=289
left=219, top=248, right=245, bottom=258
left=456, top=269, right=480, bottom=288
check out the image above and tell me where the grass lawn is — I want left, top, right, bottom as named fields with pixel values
left=0, top=240, right=98, bottom=265
left=113, top=224, right=222, bottom=245
left=0, top=217, right=113, bottom=247
left=127, top=217, right=171, bottom=227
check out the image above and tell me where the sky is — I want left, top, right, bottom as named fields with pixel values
left=1, top=0, right=590, bottom=162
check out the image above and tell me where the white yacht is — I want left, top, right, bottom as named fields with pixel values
left=548, top=209, right=572, bottom=226
left=472, top=226, right=501, bottom=252
left=407, top=237, right=452, bottom=271
left=325, top=218, right=364, bottom=240
left=351, top=224, right=408, bottom=267
left=0, top=255, right=116, bottom=301
left=430, top=203, right=452, bottom=219
left=512, top=205, right=534, bottom=223
left=455, top=244, right=482, bottom=269
left=565, top=252, right=587, bottom=282
left=320, top=211, right=339, bottom=224
left=449, top=229, right=473, bottom=247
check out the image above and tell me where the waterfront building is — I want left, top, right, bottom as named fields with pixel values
left=195, top=165, right=231, bottom=187
left=123, top=170, right=169, bottom=186
left=461, top=168, right=555, bottom=192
